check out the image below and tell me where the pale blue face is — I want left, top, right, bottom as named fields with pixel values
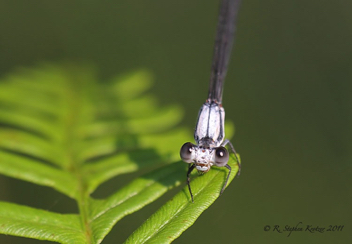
left=191, top=146, right=214, bottom=172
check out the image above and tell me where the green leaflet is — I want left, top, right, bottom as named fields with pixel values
left=124, top=156, right=240, bottom=244
left=0, top=63, right=240, bottom=243
left=0, top=202, right=85, bottom=243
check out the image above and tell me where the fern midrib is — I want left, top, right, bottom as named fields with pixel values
left=60, top=79, right=95, bottom=244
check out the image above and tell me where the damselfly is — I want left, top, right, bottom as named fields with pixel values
left=180, top=0, right=242, bottom=202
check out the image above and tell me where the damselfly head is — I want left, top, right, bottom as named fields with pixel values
left=180, top=142, right=230, bottom=172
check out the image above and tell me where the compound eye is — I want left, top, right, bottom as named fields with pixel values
left=180, top=142, right=194, bottom=163
left=214, top=146, right=229, bottom=166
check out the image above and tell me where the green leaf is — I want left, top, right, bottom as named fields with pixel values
left=124, top=156, right=240, bottom=244
left=0, top=202, right=85, bottom=243
left=0, top=63, right=240, bottom=243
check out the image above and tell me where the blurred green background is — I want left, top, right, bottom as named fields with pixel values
left=0, top=0, right=351, bottom=243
